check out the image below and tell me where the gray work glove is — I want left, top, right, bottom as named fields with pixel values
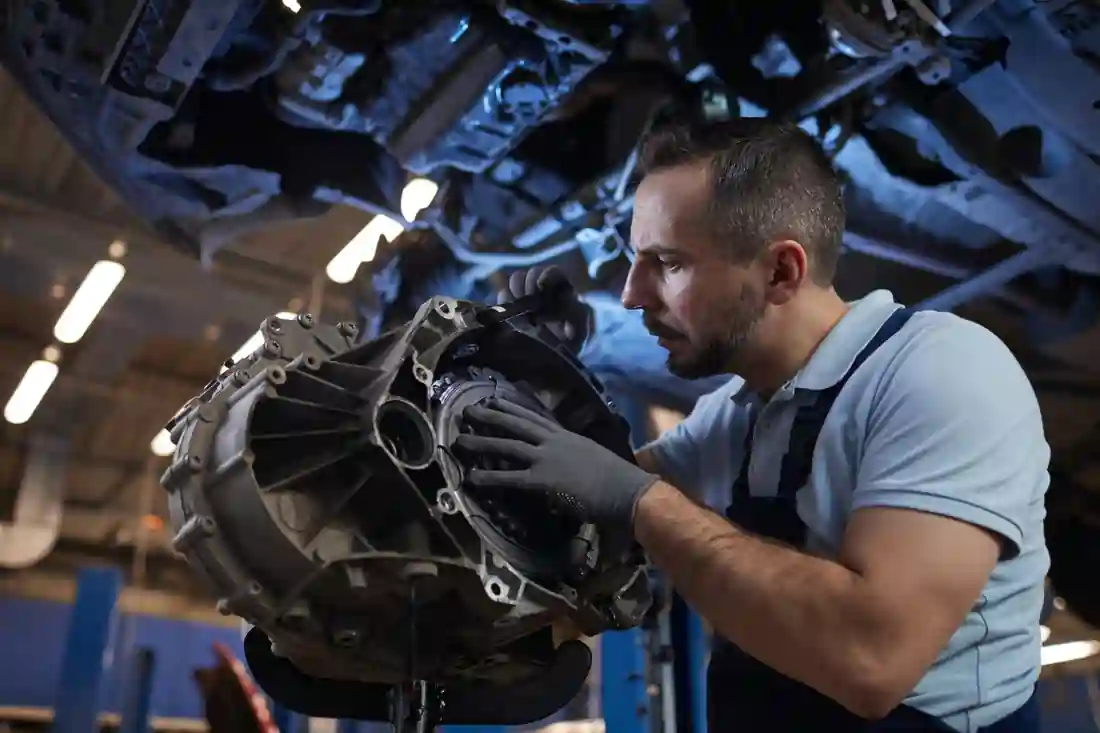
left=455, top=397, right=660, bottom=537
left=498, top=266, right=594, bottom=355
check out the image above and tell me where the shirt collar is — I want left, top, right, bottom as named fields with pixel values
left=731, top=289, right=902, bottom=404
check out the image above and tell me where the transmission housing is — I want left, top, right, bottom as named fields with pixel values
left=159, top=295, right=652, bottom=688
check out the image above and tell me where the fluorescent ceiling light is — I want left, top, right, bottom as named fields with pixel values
left=150, top=428, right=175, bottom=457
left=400, top=178, right=439, bottom=222
left=219, top=312, right=297, bottom=373
left=53, top=260, right=126, bottom=344
left=325, top=215, right=404, bottom=284
left=4, top=359, right=60, bottom=425
left=1041, top=639, right=1100, bottom=666
left=282, top=0, right=301, bottom=11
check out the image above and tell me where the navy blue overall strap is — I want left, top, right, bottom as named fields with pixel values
left=777, top=306, right=914, bottom=504
left=725, top=307, right=914, bottom=547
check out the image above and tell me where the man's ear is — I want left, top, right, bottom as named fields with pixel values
left=762, top=239, right=809, bottom=305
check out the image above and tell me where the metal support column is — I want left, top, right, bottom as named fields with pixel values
left=602, top=628, right=650, bottom=733
left=119, top=648, right=156, bottom=733
left=669, top=597, right=708, bottom=733
left=51, top=566, right=122, bottom=733
left=270, top=702, right=300, bottom=733
left=600, top=381, right=654, bottom=733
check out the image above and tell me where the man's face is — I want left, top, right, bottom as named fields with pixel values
left=622, top=164, right=767, bottom=379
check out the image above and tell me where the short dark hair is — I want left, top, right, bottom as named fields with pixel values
left=638, top=118, right=845, bottom=285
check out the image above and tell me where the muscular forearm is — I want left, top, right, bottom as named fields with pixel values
left=633, top=481, right=898, bottom=717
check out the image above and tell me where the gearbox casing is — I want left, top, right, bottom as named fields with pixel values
left=160, top=295, right=651, bottom=687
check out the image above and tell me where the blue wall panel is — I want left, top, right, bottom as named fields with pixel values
left=0, top=595, right=244, bottom=720
left=0, top=596, right=71, bottom=709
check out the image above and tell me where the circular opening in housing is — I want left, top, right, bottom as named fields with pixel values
left=377, top=400, right=435, bottom=468
left=437, top=490, right=457, bottom=514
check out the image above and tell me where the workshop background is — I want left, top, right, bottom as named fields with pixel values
left=2, top=0, right=1100, bottom=732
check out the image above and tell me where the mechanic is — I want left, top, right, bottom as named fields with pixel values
left=454, top=118, right=1050, bottom=732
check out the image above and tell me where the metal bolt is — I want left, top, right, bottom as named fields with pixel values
left=431, top=376, right=453, bottom=398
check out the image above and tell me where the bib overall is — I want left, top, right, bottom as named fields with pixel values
left=707, top=308, right=1040, bottom=732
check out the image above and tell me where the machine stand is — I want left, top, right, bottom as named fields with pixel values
left=389, top=680, right=443, bottom=733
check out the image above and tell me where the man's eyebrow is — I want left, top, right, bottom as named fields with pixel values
left=638, top=244, right=682, bottom=258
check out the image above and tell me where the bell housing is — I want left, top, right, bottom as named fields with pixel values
left=159, top=294, right=652, bottom=689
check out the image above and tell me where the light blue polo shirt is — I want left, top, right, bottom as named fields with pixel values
left=643, top=289, right=1051, bottom=732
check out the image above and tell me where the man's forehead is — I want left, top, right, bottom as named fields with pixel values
left=631, top=166, right=712, bottom=251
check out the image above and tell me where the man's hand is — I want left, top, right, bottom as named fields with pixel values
left=454, top=398, right=659, bottom=535
left=498, top=266, right=593, bottom=355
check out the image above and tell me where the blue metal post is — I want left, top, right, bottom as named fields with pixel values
left=600, top=381, right=653, bottom=733
left=119, top=648, right=155, bottom=733
left=270, top=702, right=298, bottom=733
left=51, top=565, right=122, bottom=733
left=670, top=597, right=708, bottom=733
left=601, top=628, right=650, bottom=732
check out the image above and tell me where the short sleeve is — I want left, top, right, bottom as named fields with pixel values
left=641, top=379, right=743, bottom=498
left=852, top=318, right=1048, bottom=559
left=643, top=414, right=703, bottom=493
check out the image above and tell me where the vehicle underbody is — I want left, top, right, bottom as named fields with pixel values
left=3, top=0, right=1100, bottom=625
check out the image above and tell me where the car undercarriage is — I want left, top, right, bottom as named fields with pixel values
left=4, top=0, right=1100, bottom=636
left=7, top=0, right=1100, bottom=319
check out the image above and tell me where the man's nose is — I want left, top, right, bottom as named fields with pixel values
left=620, top=261, right=648, bottom=311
